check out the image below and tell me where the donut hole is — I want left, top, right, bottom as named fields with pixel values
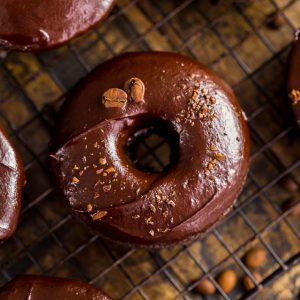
left=126, top=116, right=180, bottom=173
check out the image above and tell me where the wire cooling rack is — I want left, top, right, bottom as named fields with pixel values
left=0, top=0, right=300, bottom=299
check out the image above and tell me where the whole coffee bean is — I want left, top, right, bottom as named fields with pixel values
left=245, top=248, right=266, bottom=269
left=124, top=77, right=145, bottom=103
left=243, top=272, right=262, bottom=291
left=102, top=88, right=127, bottom=108
left=194, top=278, right=216, bottom=295
left=217, top=269, right=237, bottom=293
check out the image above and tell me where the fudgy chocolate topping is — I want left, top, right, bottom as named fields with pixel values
left=0, top=275, right=112, bottom=299
left=51, top=52, right=250, bottom=247
left=287, top=33, right=300, bottom=126
left=0, top=0, right=115, bottom=51
left=0, top=126, right=24, bottom=241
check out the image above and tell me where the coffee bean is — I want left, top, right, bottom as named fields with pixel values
left=102, top=88, right=127, bottom=108
left=245, top=248, right=266, bottom=269
left=242, top=272, right=262, bottom=291
left=279, top=177, right=298, bottom=194
left=194, top=278, right=216, bottom=295
left=124, top=77, right=145, bottom=103
left=217, top=269, right=237, bottom=293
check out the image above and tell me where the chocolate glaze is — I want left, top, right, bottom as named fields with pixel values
left=0, top=275, right=112, bottom=299
left=0, top=125, right=24, bottom=241
left=287, top=34, right=300, bottom=126
left=0, top=0, right=115, bottom=51
left=51, top=52, right=250, bottom=247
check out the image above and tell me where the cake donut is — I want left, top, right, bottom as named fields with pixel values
left=0, top=125, right=24, bottom=241
left=0, top=0, right=116, bottom=51
left=287, top=31, right=300, bottom=126
left=50, top=52, right=250, bottom=247
left=0, top=275, right=112, bottom=299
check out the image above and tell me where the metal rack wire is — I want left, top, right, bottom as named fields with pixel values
left=0, top=0, right=300, bottom=299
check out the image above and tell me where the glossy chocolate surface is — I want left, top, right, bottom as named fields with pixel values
left=51, top=52, right=250, bottom=247
left=0, top=275, right=112, bottom=299
left=287, top=35, right=300, bottom=126
left=0, top=126, right=24, bottom=241
left=0, top=0, right=115, bottom=51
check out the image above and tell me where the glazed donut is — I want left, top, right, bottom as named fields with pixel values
left=0, top=0, right=115, bottom=51
left=0, top=275, right=112, bottom=299
left=0, top=125, right=24, bottom=241
left=287, top=32, right=300, bottom=126
left=50, top=52, right=250, bottom=247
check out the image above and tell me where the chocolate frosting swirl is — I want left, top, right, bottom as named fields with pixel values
left=51, top=52, right=250, bottom=247
left=0, top=275, right=112, bottom=299
left=0, top=0, right=115, bottom=51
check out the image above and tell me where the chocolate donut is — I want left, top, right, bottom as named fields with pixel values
left=0, top=0, right=115, bottom=51
left=0, top=275, right=112, bottom=299
left=0, top=125, right=24, bottom=241
left=50, top=52, right=250, bottom=247
left=287, top=32, right=300, bottom=126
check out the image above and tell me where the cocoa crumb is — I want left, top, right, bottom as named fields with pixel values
left=145, top=216, right=154, bottom=225
left=289, top=89, right=300, bottom=105
left=199, top=113, right=204, bottom=119
left=149, top=230, right=155, bottom=236
left=87, top=204, right=93, bottom=212
left=205, top=170, right=210, bottom=177
left=94, top=180, right=101, bottom=188
left=72, top=177, right=80, bottom=183
left=94, top=192, right=100, bottom=199
left=163, top=210, right=169, bottom=219
left=92, top=210, right=108, bottom=221
left=99, top=157, right=107, bottom=165
left=211, top=97, right=217, bottom=104
left=214, top=152, right=226, bottom=161
left=106, top=167, right=116, bottom=173
left=132, top=214, right=140, bottom=220
left=192, top=90, right=199, bottom=100
left=103, top=185, right=111, bottom=192
left=149, top=204, right=156, bottom=213
left=167, top=200, right=176, bottom=207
